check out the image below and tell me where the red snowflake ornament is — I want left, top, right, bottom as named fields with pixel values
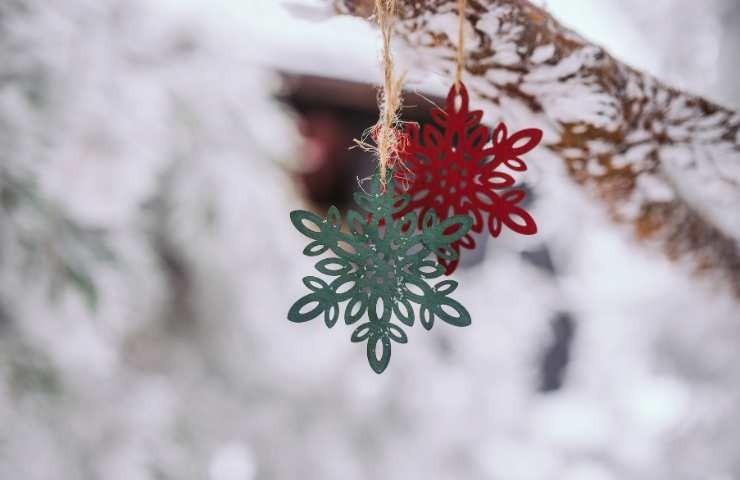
left=396, top=82, right=543, bottom=274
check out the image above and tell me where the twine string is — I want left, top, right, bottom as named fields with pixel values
left=373, top=0, right=402, bottom=186
left=454, top=0, right=467, bottom=94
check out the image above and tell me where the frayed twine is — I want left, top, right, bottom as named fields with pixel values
left=352, top=114, right=415, bottom=193
left=369, top=0, right=404, bottom=189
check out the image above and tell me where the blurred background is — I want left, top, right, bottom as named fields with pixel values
left=1, top=0, right=739, bottom=479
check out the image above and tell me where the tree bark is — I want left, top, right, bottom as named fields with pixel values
left=334, top=0, right=740, bottom=296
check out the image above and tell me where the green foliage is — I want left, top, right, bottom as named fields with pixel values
left=1, top=173, right=113, bottom=310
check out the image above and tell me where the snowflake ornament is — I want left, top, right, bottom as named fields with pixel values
left=396, top=82, right=543, bottom=274
left=288, top=173, right=473, bottom=373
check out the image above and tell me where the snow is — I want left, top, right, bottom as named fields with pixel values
left=209, top=444, right=257, bottom=480
left=659, top=143, right=740, bottom=239
left=0, top=1, right=739, bottom=479
left=635, top=173, right=675, bottom=203
left=530, top=44, right=556, bottom=64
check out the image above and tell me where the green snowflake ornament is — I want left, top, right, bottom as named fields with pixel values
left=288, top=172, right=473, bottom=373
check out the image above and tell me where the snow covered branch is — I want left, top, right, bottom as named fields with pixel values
left=334, top=0, right=740, bottom=295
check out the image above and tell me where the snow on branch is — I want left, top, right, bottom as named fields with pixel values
left=334, top=0, right=740, bottom=296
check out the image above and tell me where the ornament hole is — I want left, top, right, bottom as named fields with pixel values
left=372, top=337, right=385, bottom=362
left=405, top=283, right=424, bottom=296
left=335, top=280, right=355, bottom=295
left=305, top=278, right=325, bottom=290
left=338, top=240, right=357, bottom=255
left=396, top=302, right=409, bottom=318
left=324, top=262, right=344, bottom=272
left=440, top=304, right=461, bottom=318
left=301, top=218, right=321, bottom=233
left=405, top=243, right=424, bottom=256
left=443, top=223, right=463, bottom=236
left=418, top=264, right=438, bottom=275
left=512, top=136, right=535, bottom=150
left=399, top=219, right=413, bottom=234
left=412, top=189, right=430, bottom=201
left=374, top=297, right=385, bottom=316
left=349, top=300, right=364, bottom=317
left=475, top=191, right=494, bottom=206
left=453, top=93, right=463, bottom=111
left=508, top=213, right=529, bottom=228
left=299, top=301, right=320, bottom=315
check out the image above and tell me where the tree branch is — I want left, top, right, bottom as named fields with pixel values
left=334, top=0, right=740, bottom=296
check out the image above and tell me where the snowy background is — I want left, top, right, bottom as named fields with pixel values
left=0, top=0, right=739, bottom=479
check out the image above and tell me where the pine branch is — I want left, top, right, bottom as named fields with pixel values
left=333, top=0, right=740, bottom=296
